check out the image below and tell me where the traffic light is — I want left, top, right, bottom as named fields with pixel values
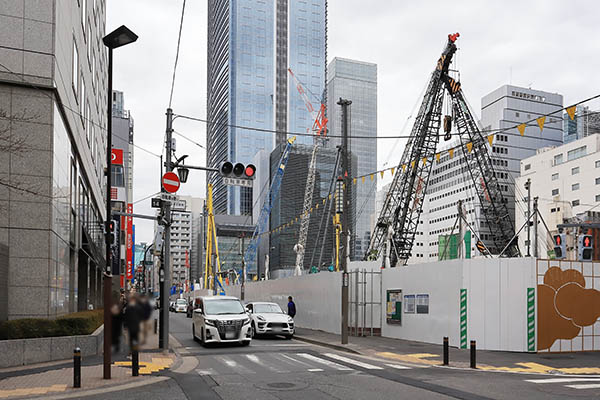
left=220, top=161, right=256, bottom=179
left=553, top=233, right=566, bottom=259
left=578, top=234, right=593, bottom=261
left=109, top=219, right=118, bottom=246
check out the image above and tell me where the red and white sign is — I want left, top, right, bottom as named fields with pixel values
left=126, top=203, right=133, bottom=280
left=162, top=172, right=180, bottom=193
left=111, top=148, right=124, bottom=165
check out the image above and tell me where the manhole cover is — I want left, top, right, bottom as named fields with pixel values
left=268, top=382, right=295, bottom=389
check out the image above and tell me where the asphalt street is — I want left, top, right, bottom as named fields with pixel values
left=115, top=312, right=600, bottom=400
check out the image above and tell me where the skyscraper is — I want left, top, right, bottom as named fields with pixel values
left=326, top=58, right=377, bottom=260
left=207, top=0, right=326, bottom=216
left=563, top=105, right=600, bottom=144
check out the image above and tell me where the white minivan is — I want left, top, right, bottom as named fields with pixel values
left=192, top=296, right=252, bottom=346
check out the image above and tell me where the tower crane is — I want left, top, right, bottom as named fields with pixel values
left=366, top=33, right=519, bottom=267
left=287, top=68, right=328, bottom=275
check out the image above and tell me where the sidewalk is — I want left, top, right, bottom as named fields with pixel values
left=0, top=320, right=177, bottom=399
left=294, top=328, right=600, bottom=375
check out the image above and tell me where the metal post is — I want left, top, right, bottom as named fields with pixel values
left=457, top=200, right=463, bottom=259
left=533, top=197, right=539, bottom=259
left=103, top=47, right=113, bottom=380
left=73, top=347, right=81, bottom=388
left=240, top=234, right=245, bottom=300
left=443, top=337, right=449, bottom=366
left=470, top=340, right=476, bottom=368
left=159, top=108, right=173, bottom=350
left=132, top=341, right=139, bottom=376
left=338, top=98, right=352, bottom=345
left=525, top=179, right=531, bottom=257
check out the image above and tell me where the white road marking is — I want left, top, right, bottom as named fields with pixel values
left=525, top=378, right=600, bottom=384
left=196, top=368, right=216, bottom=376
left=217, top=356, right=255, bottom=374
left=385, top=363, right=412, bottom=370
left=308, top=368, right=324, bottom=372
left=296, top=353, right=353, bottom=371
left=323, top=353, right=383, bottom=370
left=245, top=354, right=289, bottom=373
left=280, top=353, right=313, bottom=368
left=565, top=384, right=600, bottom=389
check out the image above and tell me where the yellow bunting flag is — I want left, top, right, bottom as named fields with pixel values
left=322, top=198, right=326, bottom=204
left=566, top=106, right=576, bottom=121
left=353, top=178, right=357, bottom=185
left=487, top=135, right=494, bottom=146
left=316, top=203, right=319, bottom=209
left=411, top=160, right=415, bottom=169
left=370, top=174, right=374, bottom=181
left=328, top=194, right=332, bottom=200
left=537, top=116, right=546, bottom=132
left=391, top=167, right=395, bottom=176
left=435, top=153, right=440, bottom=162
left=310, top=207, right=313, bottom=213
left=466, top=142, right=473, bottom=153
left=422, top=157, right=427, bottom=165
left=517, top=123, right=526, bottom=136
left=362, top=176, right=365, bottom=183
left=402, top=164, right=407, bottom=172
left=380, top=170, right=384, bottom=178
left=449, top=148, right=454, bottom=159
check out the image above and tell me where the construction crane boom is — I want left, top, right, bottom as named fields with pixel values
left=243, top=136, right=296, bottom=275
left=366, top=33, right=519, bottom=266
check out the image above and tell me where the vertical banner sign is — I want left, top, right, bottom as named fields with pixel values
left=112, top=218, right=121, bottom=277
left=126, top=203, right=133, bottom=281
left=131, top=225, right=135, bottom=284
left=460, top=289, right=467, bottom=349
left=527, top=287, right=535, bottom=352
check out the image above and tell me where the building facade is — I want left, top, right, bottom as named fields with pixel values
left=326, top=57, right=377, bottom=260
left=516, top=134, right=600, bottom=257
left=563, top=105, right=600, bottom=144
left=408, top=85, right=563, bottom=263
left=206, top=0, right=326, bottom=216
left=0, top=1, right=108, bottom=319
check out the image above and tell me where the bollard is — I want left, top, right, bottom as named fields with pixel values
left=73, top=347, right=81, bottom=388
left=132, top=341, right=139, bottom=377
left=154, top=318, right=158, bottom=334
left=470, top=340, right=476, bottom=369
left=443, top=337, right=449, bottom=366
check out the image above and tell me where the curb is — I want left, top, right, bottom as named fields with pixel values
left=38, top=376, right=170, bottom=399
left=293, top=335, right=362, bottom=355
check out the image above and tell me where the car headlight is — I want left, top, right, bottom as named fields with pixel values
left=287, top=316, right=294, bottom=322
left=243, top=318, right=251, bottom=326
left=256, top=315, right=266, bottom=322
left=205, top=319, right=217, bottom=326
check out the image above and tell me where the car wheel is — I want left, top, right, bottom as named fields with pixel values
left=250, top=322, right=256, bottom=338
left=285, top=334, right=293, bottom=340
left=241, top=340, right=250, bottom=346
left=200, top=326, right=207, bottom=347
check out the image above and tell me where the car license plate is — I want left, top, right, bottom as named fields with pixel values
left=225, top=327, right=236, bottom=339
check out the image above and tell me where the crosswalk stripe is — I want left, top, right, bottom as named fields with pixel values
left=296, top=353, right=353, bottom=371
left=525, top=378, right=600, bottom=384
left=385, top=363, right=411, bottom=370
left=245, top=354, right=289, bottom=373
left=323, top=353, right=383, bottom=370
left=565, top=384, right=600, bottom=389
left=217, top=356, right=255, bottom=374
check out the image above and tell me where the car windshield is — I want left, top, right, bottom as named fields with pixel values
left=204, top=299, right=245, bottom=315
left=253, top=303, right=283, bottom=314
left=176, top=299, right=186, bottom=305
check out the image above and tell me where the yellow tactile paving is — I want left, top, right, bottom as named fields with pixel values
left=376, top=352, right=600, bottom=375
left=0, top=384, right=67, bottom=399
left=113, top=356, right=174, bottom=375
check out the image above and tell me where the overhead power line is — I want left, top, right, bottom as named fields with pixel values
left=168, top=0, right=187, bottom=108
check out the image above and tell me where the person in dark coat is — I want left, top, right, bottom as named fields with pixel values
left=287, top=296, right=296, bottom=318
left=124, top=295, right=143, bottom=353
left=111, top=302, right=123, bottom=353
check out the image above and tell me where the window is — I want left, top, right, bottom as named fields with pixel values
left=572, top=167, right=580, bottom=175
left=80, top=77, right=85, bottom=125
left=404, top=295, right=415, bottom=314
left=515, top=112, right=520, bottom=118
left=572, top=199, right=580, bottom=207
left=72, top=38, right=79, bottom=98
left=81, top=0, right=87, bottom=35
left=111, top=165, right=124, bottom=187
left=572, top=183, right=580, bottom=191
left=567, top=146, right=587, bottom=161
left=552, top=173, right=559, bottom=181
left=552, top=188, right=559, bottom=196
left=416, top=294, right=429, bottom=314
left=596, top=160, right=600, bottom=168
left=524, top=164, right=531, bottom=171
left=596, top=195, right=600, bottom=202
left=596, top=177, right=600, bottom=185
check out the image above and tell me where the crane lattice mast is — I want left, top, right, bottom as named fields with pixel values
left=366, top=33, right=519, bottom=266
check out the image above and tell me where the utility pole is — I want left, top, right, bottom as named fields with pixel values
left=338, top=98, right=352, bottom=345
left=240, top=234, right=245, bottom=301
left=159, top=108, right=173, bottom=350
left=525, top=179, right=531, bottom=257
left=533, top=197, right=539, bottom=259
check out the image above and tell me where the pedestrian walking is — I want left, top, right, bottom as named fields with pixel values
left=110, top=302, right=123, bottom=353
left=287, top=296, right=296, bottom=318
left=139, top=295, right=153, bottom=345
left=124, top=294, right=142, bottom=354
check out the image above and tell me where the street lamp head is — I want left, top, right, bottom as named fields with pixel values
left=103, top=25, right=138, bottom=49
left=177, top=167, right=190, bottom=183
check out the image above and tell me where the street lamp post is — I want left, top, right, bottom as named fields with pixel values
left=102, top=25, right=138, bottom=380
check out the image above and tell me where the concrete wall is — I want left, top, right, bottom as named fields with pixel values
left=381, top=257, right=536, bottom=351
left=0, top=325, right=104, bottom=368
left=229, top=272, right=342, bottom=334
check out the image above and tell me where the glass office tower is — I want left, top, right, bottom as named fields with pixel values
left=207, top=0, right=326, bottom=216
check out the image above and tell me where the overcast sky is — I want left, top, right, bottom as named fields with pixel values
left=106, top=0, right=600, bottom=244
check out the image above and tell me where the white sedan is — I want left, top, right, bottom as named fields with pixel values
left=174, top=299, right=188, bottom=313
left=245, top=302, right=294, bottom=339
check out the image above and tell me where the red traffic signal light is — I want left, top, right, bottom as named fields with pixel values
left=245, top=164, right=256, bottom=178
left=555, top=235, right=561, bottom=245
left=584, top=235, right=591, bottom=248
